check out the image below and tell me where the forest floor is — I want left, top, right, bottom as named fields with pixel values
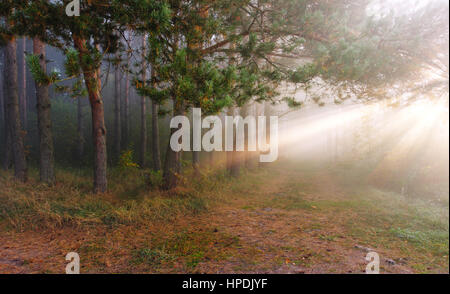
left=0, top=160, right=448, bottom=273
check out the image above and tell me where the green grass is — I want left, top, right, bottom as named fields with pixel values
left=130, top=230, right=240, bottom=271
left=322, top=185, right=449, bottom=272
left=230, top=161, right=449, bottom=272
left=389, top=227, right=448, bottom=256
left=131, top=248, right=175, bottom=267
left=270, top=165, right=448, bottom=263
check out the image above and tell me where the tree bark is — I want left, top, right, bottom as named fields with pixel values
left=0, top=48, right=4, bottom=129
left=5, top=34, right=27, bottom=182
left=1, top=99, right=12, bottom=171
left=33, top=38, right=54, bottom=184
left=162, top=100, right=183, bottom=190
left=1, top=47, right=12, bottom=170
left=114, top=56, right=121, bottom=162
left=19, top=38, right=27, bottom=131
left=73, top=36, right=107, bottom=193
left=123, top=53, right=130, bottom=149
left=151, top=100, right=161, bottom=171
left=77, top=96, right=84, bottom=163
left=140, top=35, right=147, bottom=168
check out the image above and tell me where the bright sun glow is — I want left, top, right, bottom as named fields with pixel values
left=277, top=98, right=449, bottom=163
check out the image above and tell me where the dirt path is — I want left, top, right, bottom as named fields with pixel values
left=189, top=167, right=414, bottom=273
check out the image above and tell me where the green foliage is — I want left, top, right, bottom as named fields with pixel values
left=132, top=248, right=174, bottom=266
left=25, top=54, right=60, bottom=86
left=289, top=64, right=318, bottom=84
left=119, top=150, right=139, bottom=170
left=27, top=48, right=87, bottom=100
left=283, top=97, right=303, bottom=109
left=70, top=79, right=88, bottom=98
left=64, top=48, right=81, bottom=77
left=146, top=170, right=163, bottom=189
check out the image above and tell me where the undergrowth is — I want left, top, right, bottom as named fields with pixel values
left=0, top=165, right=241, bottom=231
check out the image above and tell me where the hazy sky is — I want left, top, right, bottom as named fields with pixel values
left=367, top=0, right=449, bottom=17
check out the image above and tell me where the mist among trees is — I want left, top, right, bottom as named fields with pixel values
left=0, top=0, right=448, bottom=274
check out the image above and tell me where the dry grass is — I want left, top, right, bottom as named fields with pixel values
left=0, top=167, right=216, bottom=231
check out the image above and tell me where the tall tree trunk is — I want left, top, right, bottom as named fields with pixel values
left=19, top=38, right=27, bottom=131
left=162, top=100, right=183, bottom=190
left=140, top=35, right=147, bottom=168
left=162, top=129, right=182, bottom=190
left=5, top=34, right=27, bottom=182
left=1, top=78, right=12, bottom=170
left=151, top=100, right=161, bottom=171
left=1, top=47, right=12, bottom=170
left=0, top=48, right=4, bottom=130
left=2, top=98, right=12, bottom=170
left=114, top=57, right=121, bottom=162
left=189, top=6, right=208, bottom=175
left=123, top=54, right=130, bottom=149
left=73, top=36, right=107, bottom=193
left=33, top=38, right=54, bottom=184
left=77, top=96, right=84, bottom=163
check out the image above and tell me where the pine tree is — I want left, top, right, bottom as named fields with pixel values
left=77, top=96, right=84, bottom=163
left=139, top=34, right=148, bottom=168
left=150, top=68, right=161, bottom=172
left=114, top=51, right=122, bottom=163
left=123, top=36, right=130, bottom=150
left=19, top=37, right=27, bottom=130
left=32, top=38, right=54, bottom=184
left=0, top=42, right=13, bottom=171
left=3, top=20, right=27, bottom=182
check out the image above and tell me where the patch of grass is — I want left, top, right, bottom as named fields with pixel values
left=133, top=229, right=240, bottom=270
left=337, top=186, right=449, bottom=271
left=390, top=227, right=449, bottom=256
left=132, top=248, right=174, bottom=267
left=319, top=234, right=339, bottom=242
left=265, top=194, right=314, bottom=210
left=186, top=251, right=205, bottom=269
left=79, top=242, right=106, bottom=254
left=0, top=167, right=210, bottom=230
